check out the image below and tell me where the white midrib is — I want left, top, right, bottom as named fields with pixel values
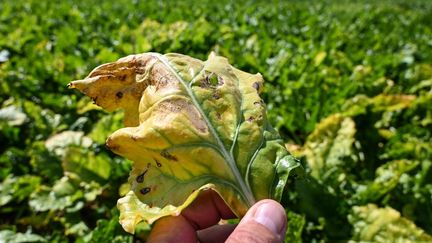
left=155, top=53, right=256, bottom=207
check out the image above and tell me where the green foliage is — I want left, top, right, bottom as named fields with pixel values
left=1, top=0, right=431, bottom=241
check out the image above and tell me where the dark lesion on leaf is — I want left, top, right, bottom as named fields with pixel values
left=212, top=91, right=221, bottom=100
left=105, top=137, right=119, bottom=151
left=136, top=170, right=148, bottom=183
left=116, top=91, right=123, bottom=99
left=252, top=82, right=260, bottom=91
left=201, top=72, right=223, bottom=88
left=155, top=159, right=162, bottom=167
left=140, top=187, right=151, bottom=195
left=160, top=150, right=178, bottom=161
left=91, top=96, right=98, bottom=104
left=131, top=135, right=139, bottom=141
left=215, top=112, right=222, bottom=120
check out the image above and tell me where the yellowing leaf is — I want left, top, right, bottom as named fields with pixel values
left=303, top=114, right=357, bottom=180
left=69, top=52, right=302, bottom=233
left=349, top=204, right=432, bottom=242
left=342, top=94, right=416, bottom=117
left=313, top=51, right=327, bottom=66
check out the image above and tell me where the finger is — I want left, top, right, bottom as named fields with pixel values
left=147, top=189, right=236, bottom=243
left=197, top=223, right=237, bottom=243
left=226, top=199, right=287, bottom=243
left=181, top=189, right=236, bottom=229
left=146, top=214, right=196, bottom=243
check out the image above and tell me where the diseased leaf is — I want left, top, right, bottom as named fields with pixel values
left=302, top=114, right=357, bottom=181
left=342, top=94, right=416, bottom=117
left=69, top=52, right=302, bottom=233
left=349, top=204, right=432, bottom=242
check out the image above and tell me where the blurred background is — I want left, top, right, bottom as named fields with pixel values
left=0, top=0, right=431, bottom=242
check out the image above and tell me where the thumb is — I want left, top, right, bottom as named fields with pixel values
left=226, top=200, right=287, bottom=243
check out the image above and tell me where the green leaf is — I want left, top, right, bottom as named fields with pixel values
left=45, top=131, right=92, bottom=158
left=285, top=211, right=306, bottom=242
left=0, top=175, right=41, bottom=207
left=349, top=204, right=432, bottom=242
left=62, top=147, right=112, bottom=183
left=29, top=185, right=77, bottom=212
left=0, top=105, right=27, bottom=126
left=353, top=160, right=419, bottom=203
left=0, top=230, right=47, bottom=243
left=82, top=209, right=133, bottom=243
left=88, top=112, right=124, bottom=144
left=69, top=52, right=302, bottom=233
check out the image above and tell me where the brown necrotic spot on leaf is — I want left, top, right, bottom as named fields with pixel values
left=212, top=91, right=221, bottom=100
left=140, top=187, right=151, bottom=195
left=150, top=62, right=178, bottom=90
left=201, top=72, right=221, bottom=88
left=136, top=169, right=148, bottom=183
left=155, top=159, right=162, bottom=167
left=160, top=150, right=178, bottom=161
left=131, top=135, right=138, bottom=141
left=252, top=82, right=260, bottom=91
left=105, top=137, right=119, bottom=151
left=116, top=91, right=123, bottom=99
left=156, top=99, right=207, bottom=133
left=247, top=116, right=255, bottom=122
left=91, top=96, right=98, bottom=104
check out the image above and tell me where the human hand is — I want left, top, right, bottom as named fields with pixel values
left=147, top=190, right=287, bottom=243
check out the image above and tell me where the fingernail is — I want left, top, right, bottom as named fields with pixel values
left=253, top=203, right=286, bottom=237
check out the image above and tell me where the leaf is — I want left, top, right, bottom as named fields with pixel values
left=302, top=114, right=357, bottom=181
left=285, top=211, right=306, bottom=242
left=0, top=230, right=47, bottom=243
left=45, top=131, right=92, bottom=158
left=62, top=147, right=112, bottom=183
left=313, top=51, right=327, bottom=66
left=0, top=175, right=41, bottom=207
left=349, top=204, right=432, bottom=242
left=69, top=52, right=302, bottom=233
left=0, top=105, right=27, bottom=126
left=342, top=94, right=416, bottom=117
left=29, top=177, right=75, bottom=212
left=83, top=209, right=133, bottom=243
left=88, top=112, right=124, bottom=144
left=353, top=160, right=419, bottom=203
